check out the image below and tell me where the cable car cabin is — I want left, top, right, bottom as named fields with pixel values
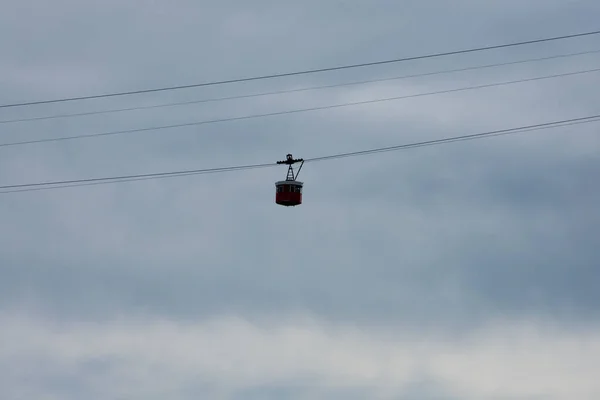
left=275, top=153, right=305, bottom=207
left=275, top=180, right=303, bottom=206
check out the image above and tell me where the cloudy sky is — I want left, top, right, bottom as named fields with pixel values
left=1, top=0, right=600, bottom=398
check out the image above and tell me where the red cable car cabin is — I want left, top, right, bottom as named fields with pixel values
left=275, top=153, right=304, bottom=207
left=275, top=180, right=303, bottom=206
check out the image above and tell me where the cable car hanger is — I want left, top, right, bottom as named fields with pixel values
left=276, top=153, right=304, bottom=180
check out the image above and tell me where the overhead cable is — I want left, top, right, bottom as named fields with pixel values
left=1, top=29, right=599, bottom=109
left=2, top=67, right=599, bottom=149
left=305, top=115, right=600, bottom=162
left=2, top=48, right=599, bottom=125
left=1, top=114, right=599, bottom=194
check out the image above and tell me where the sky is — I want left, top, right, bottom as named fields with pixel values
left=1, top=0, right=600, bottom=398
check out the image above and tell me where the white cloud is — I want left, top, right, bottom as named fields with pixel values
left=1, top=311, right=599, bottom=399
